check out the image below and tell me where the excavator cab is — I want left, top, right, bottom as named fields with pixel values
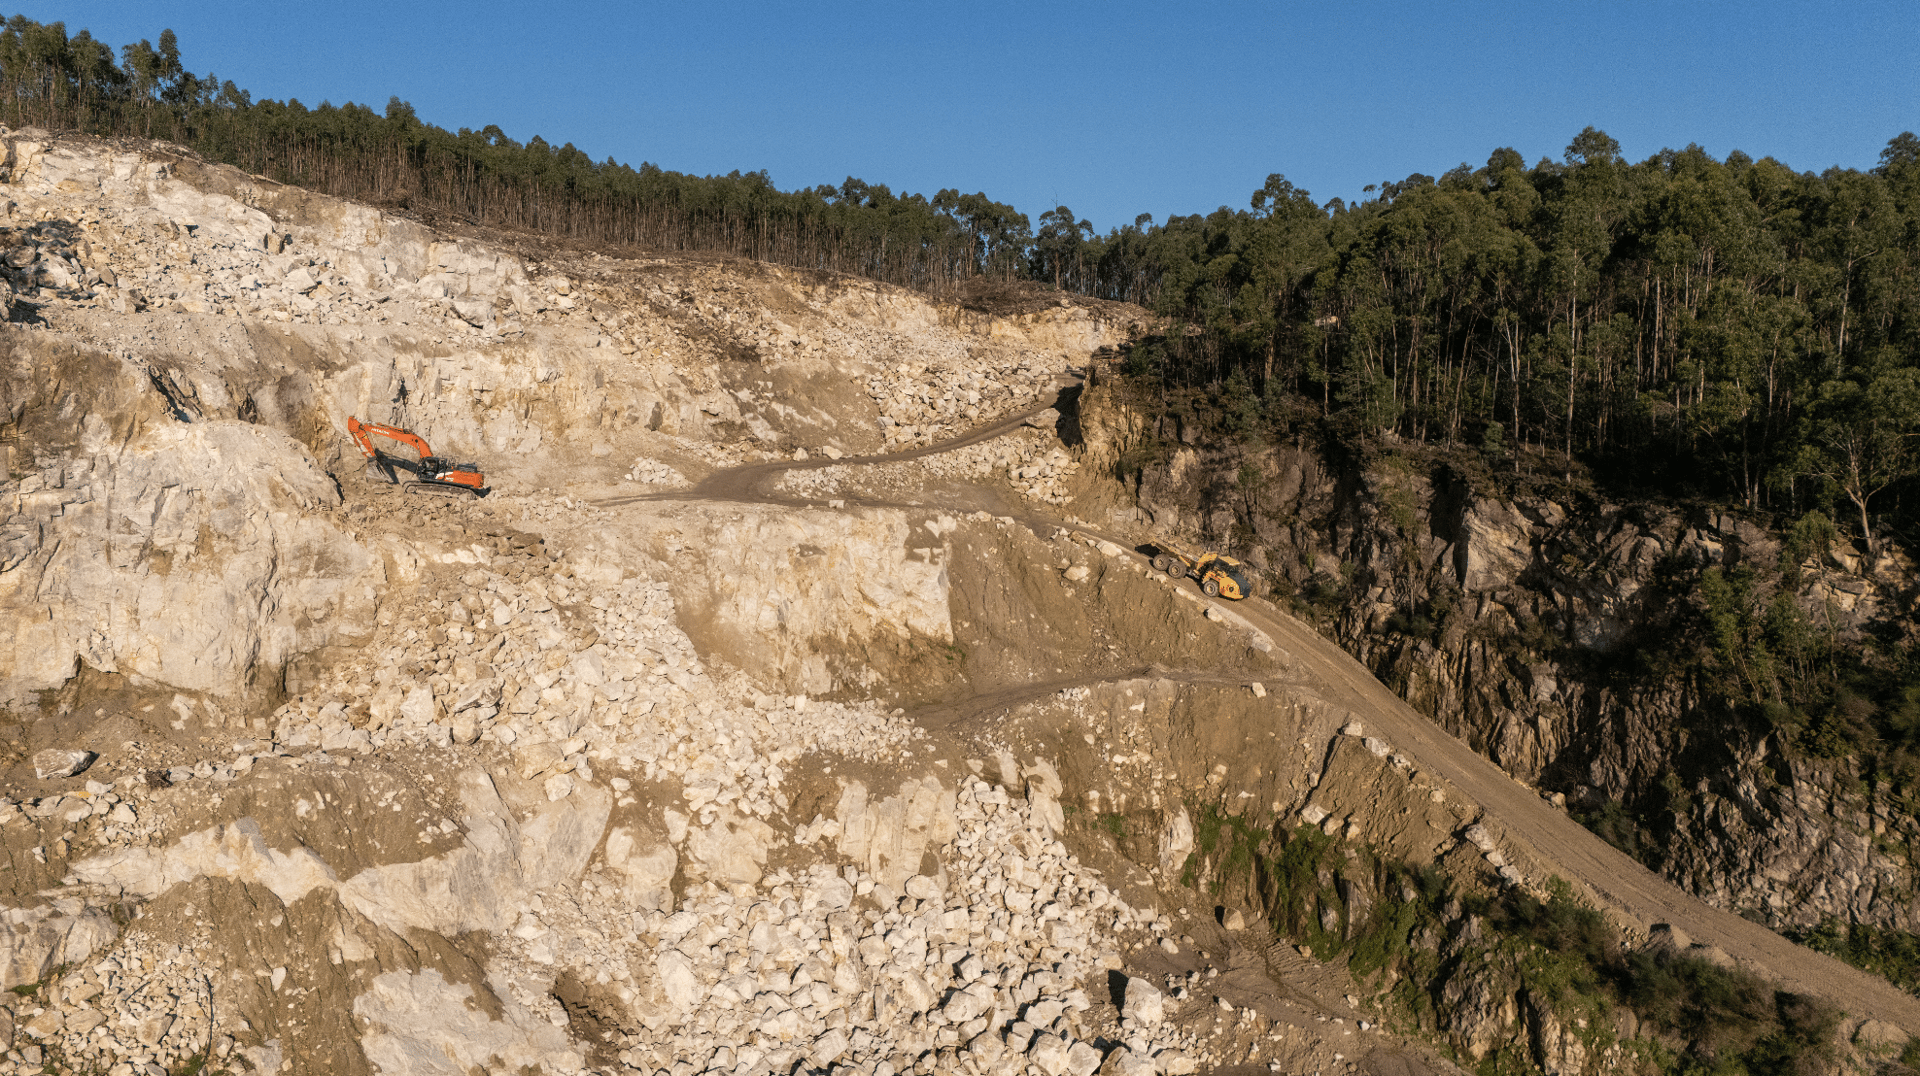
left=347, top=417, right=489, bottom=498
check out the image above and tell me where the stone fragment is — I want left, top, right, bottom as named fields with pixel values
left=1158, top=807, right=1194, bottom=874
left=450, top=712, right=480, bottom=745
left=966, top=1032, right=1007, bottom=1067
left=810, top=1028, right=850, bottom=1064
left=32, top=749, right=94, bottom=780
left=1157, top=1049, right=1198, bottom=1074
left=370, top=681, right=405, bottom=725
left=1064, top=1041, right=1103, bottom=1076
left=1030, top=1033, right=1071, bottom=1076
left=448, top=679, right=501, bottom=713
left=400, top=686, right=440, bottom=727
left=944, top=986, right=992, bottom=1024
left=658, top=952, right=699, bottom=1010
left=896, top=972, right=936, bottom=1012
left=66, top=1009, right=106, bottom=1034
left=1122, top=977, right=1163, bottom=1025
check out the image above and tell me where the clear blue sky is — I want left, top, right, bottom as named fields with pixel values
left=18, top=1, right=1920, bottom=232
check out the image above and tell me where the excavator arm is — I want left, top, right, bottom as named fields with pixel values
left=348, top=417, right=435, bottom=462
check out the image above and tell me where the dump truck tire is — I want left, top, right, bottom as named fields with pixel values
left=1202, top=577, right=1221, bottom=598
left=1151, top=554, right=1171, bottom=573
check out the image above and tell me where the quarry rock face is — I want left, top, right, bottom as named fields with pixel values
left=1, top=127, right=1914, bottom=1076
left=1083, top=376, right=1920, bottom=941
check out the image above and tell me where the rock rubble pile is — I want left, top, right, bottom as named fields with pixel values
left=1, top=932, right=222, bottom=1076
left=870, top=358, right=1061, bottom=446
left=479, top=773, right=1204, bottom=1076
left=625, top=458, right=691, bottom=488
left=777, top=428, right=1078, bottom=506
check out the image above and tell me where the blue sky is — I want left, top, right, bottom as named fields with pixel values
left=19, top=1, right=1920, bottom=232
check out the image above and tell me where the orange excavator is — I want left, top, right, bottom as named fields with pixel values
left=347, top=416, right=489, bottom=498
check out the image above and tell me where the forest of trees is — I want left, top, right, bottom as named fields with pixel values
left=2, top=15, right=1918, bottom=549
left=0, top=16, right=1040, bottom=291
left=1116, top=132, right=1920, bottom=556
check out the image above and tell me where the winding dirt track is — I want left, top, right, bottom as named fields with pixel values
left=594, top=385, right=1920, bottom=1034
left=1224, top=599, right=1920, bottom=1032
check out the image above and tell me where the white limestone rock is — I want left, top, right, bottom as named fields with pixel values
left=835, top=777, right=958, bottom=891
left=1122, top=977, right=1164, bottom=1025
left=31, top=749, right=94, bottom=780
left=1157, top=806, right=1194, bottom=875
left=355, top=968, right=566, bottom=1076
left=0, top=904, right=119, bottom=990
left=683, top=809, right=774, bottom=886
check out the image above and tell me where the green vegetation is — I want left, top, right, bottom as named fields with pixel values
left=1180, top=810, right=1846, bottom=1074
left=0, top=16, right=1036, bottom=295
left=1179, top=802, right=1266, bottom=890
left=1569, top=508, right=1920, bottom=820
left=1794, top=918, right=1920, bottom=998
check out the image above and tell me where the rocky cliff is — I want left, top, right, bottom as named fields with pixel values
left=1077, top=376, right=1920, bottom=944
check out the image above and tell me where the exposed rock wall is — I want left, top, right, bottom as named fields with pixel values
left=1079, top=379, right=1920, bottom=936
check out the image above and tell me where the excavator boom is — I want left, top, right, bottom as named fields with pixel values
left=346, top=416, right=489, bottom=497
left=349, top=417, right=435, bottom=462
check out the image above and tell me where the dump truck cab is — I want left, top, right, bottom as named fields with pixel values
left=1192, top=552, right=1253, bottom=600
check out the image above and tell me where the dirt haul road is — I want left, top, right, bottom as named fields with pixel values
left=599, top=388, right=1920, bottom=1037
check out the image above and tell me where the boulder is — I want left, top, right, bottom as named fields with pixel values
left=1030, top=1033, right=1071, bottom=1076
left=0, top=904, right=119, bottom=990
left=835, top=777, right=958, bottom=891
left=1122, top=977, right=1163, bottom=1025
left=1064, top=1041, right=1103, bottom=1076
left=603, top=827, right=677, bottom=912
left=684, top=809, right=774, bottom=886
left=31, top=749, right=94, bottom=780
left=399, top=685, right=440, bottom=727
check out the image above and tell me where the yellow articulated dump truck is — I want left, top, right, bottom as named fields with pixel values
left=1149, top=542, right=1254, bottom=600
